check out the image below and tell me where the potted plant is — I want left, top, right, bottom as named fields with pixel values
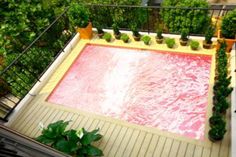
left=209, top=114, right=224, bottom=127
left=165, top=38, right=175, bottom=48
left=218, top=9, right=236, bottom=52
left=179, top=28, right=189, bottom=46
left=208, top=120, right=226, bottom=142
left=102, top=32, right=112, bottom=42
left=121, top=34, right=129, bottom=43
left=156, top=29, right=164, bottom=44
left=68, top=3, right=92, bottom=39
left=203, top=26, right=214, bottom=49
left=96, top=26, right=104, bottom=38
left=112, top=23, right=121, bottom=40
left=141, top=35, right=151, bottom=45
left=190, top=40, right=200, bottom=50
left=131, top=25, right=141, bottom=41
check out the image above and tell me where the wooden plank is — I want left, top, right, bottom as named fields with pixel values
left=18, top=105, right=49, bottom=135
left=122, top=130, right=140, bottom=157
left=98, top=123, right=116, bottom=149
left=70, top=115, right=85, bottom=129
left=76, top=116, right=90, bottom=129
left=168, top=140, right=180, bottom=157
left=219, top=121, right=230, bottom=157
left=185, top=143, right=196, bottom=157
left=67, top=114, right=80, bottom=129
left=87, top=119, right=100, bottom=131
left=94, top=122, right=111, bottom=147
left=137, top=133, right=153, bottom=157
left=107, top=127, right=128, bottom=157
left=153, top=136, right=167, bottom=157
left=193, top=146, right=203, bottom=157
left=145, top=134, right=159, bottom=157
left=115, top=128, right=134, bottom=157
left=82, top=118, right=95, bottom=130
left=102, top=125, right=122, bottom=154
left=210, top=142, right=221, bottom=157
left=177, top=142, right=188, bottom=157
left=201, top=147, right=211, bottom=157
left=161, top=138, right=173, bottom=157
left=129, top=131, right=146, bottom=157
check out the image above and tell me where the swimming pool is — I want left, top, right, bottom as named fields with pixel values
left=47, top=44, right=212, bottom=140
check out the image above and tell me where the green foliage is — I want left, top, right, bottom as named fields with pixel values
left=205, top=26, right=214, bottom=44
left=112, top=23, right=120, bottom=35
left=141, top=35, right=151, bottom=45
left=165, top=38, right=175, bottom=48
left=161, top=0, right=210, bottom=34
left=180, top=28, right=189, bottom=41
left=221, top=9, right=236, bottom=39
left=121, top=34, right=129, bottom=42
left=131, top=24, right=140, bottom=37
left=103, top=33, right=112, bottom=42
left=208, top=119, right=226, bottom=141
left=36, top=120, right=103, bottom=156
left=190, top=40, right=199, bottom=50
left=156, top=29, right=163, bottom=39
left=68, top=3, right=89, bottom=28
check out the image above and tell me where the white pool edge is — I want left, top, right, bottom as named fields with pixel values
left=5, top=33, right=80, bottom=126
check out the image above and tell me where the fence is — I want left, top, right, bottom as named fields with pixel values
left=0, top=4, right=234, bottom=122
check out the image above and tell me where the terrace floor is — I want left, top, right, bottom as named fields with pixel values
left=7, top=33, right=231, bottom=157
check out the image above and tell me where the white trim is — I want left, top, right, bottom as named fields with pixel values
left=5, top=33, right=80, bottom=126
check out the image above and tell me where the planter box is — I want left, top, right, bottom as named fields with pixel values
left=76, top=22, right=93, bottom=39
left=217, top=30, right=236, bottom=52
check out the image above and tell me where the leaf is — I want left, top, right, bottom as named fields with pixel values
left=36, top=135, right=54, bottom=145
left=54, top=139, right=78, bottom=155
left=85, top=145, right=104, bottom=156
left=80, top=130, right=103, bottom=145
left=64, top=130, right=79, bottom=142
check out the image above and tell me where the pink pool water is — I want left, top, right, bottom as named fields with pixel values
left=48, top=44, right=212, bottom=140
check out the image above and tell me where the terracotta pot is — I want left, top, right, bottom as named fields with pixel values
left=77, top=22, right=93, bottom=39
left=179, top=39, right=188, bottom=46
left=203, top=40, right=212, bottom=49
left=217, top=30, right=236, bottom=52
left=133, top=35, right=141, bottom=41
left=156, top=37, right=164, bottom=44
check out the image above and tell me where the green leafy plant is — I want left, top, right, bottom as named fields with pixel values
left=161, top=0, right=210, bottom=34
left=68, top=3, right=89, bottom=28
left=112, top=23, right=120, bottom=35
left=141, top=35, right=151, bottom=45
left=205, top=26, right=214, bottom=44
left=209, top=114, right=224, bottom=127
left=36, top=120, right=103, bottom=156
left=221, top=9, right=236, bottom=39
left=121, top=34, right=129, bottom=43
left=165, top=38, right=175, bottom=48
left=102, top=32, right=112, bottom=42
left=190, top=40, right=200, bottom=50
left=180, top=29, right=189, bottom=41
left=208, top=120, right=226, bottom=142
left=156, top=29, right=163, bottom=39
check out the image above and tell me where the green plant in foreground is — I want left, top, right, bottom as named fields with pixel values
left=208, top=119, right=226, bottom=141
left=165, top=38, right=175, bottom=48
left=221, top=9, right=236, bottom=39
left=205, top=26, right=214, bottom=44
left=102, top=33, right=112, bottom=42
left=141, top=35, right=151, bottom=45
left=36, top=120, right=103, bottom=156
left=121, top=34, right=129, bottom=43
left=67, top=3, right=89, bottom=28
left=180, top=28, right=189, bottom=41
left=190, top=40, right=200, bottom=50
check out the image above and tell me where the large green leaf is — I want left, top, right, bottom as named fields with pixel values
left=36, top=135, right=55, bottom=145
left=85, top=145, right=104, bottom=156
left=80, top=129, right=103, bottom=145
left=54, top=139, right=78, bottom=155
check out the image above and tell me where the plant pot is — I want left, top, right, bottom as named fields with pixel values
left=123, top=39, right=129, bottom=43
left=114, top=33, right=121, bottom=40
left=191, top=47, right=198, bottom=51
left=156, top=37, right=164, bottom=44
left=97, top=32, right=104, bottom=39
left=217, top=30, right=236, bottom=52
left=105, top=38, right=111, bottom=42
left=77, top=22, right=93, bottom=39
left=179, top=39, right=188, bottom=46
left=144, top=41, right=150, bottom=45
left=203, top=40, right=212, bottom=49
left=133, top=35, right=141, bottom=41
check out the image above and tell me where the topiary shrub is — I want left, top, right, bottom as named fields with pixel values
left=103, top=32, right=112, bottom=42
left=141, top=35, right=151, bottom=45
left=221, top=9, right=236, bottom=39
left=161, top=0, right=210, bottom=34
left=121, top=33, right=129, bottom=43
left=190, top=40, right=200, bottom=50
left=165, top=38, right=175, bottom=48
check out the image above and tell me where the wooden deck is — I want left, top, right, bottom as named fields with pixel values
left=7, top=34, right=231, bottom=157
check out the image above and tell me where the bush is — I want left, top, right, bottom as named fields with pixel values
left=68, top=3, right=89, bottom=28
left=121, top=34, right=129, bottom=43
left=36, top=120, right=103, bottom=156
left=156, top=29, right=163, bottom=39
left=208, top=120, right=226, bottom=141
left=180, top=28, right=189, bottom=41
left=161, top=0, right=210, bottom=34
left=205, top=26, right=214, bottom=44
left=221, top=9, right=236, bottom=39
left=102, top=33, right=112, bottom=42
left=190, top=40, right=199, bottom=50
left=141, top=36, right=151, bottom=45
left=165, top=38, right=175, bottom=48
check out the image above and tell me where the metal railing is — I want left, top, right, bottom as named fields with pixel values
left=0, top=4, right=235, bottom=122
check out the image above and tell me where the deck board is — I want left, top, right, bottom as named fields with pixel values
left=7, top=38, right=231, bottom=157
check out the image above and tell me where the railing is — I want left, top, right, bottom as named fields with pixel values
left=0, top=125, right=69, bottom=157
left=0, top=4, right=235, bottom=122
